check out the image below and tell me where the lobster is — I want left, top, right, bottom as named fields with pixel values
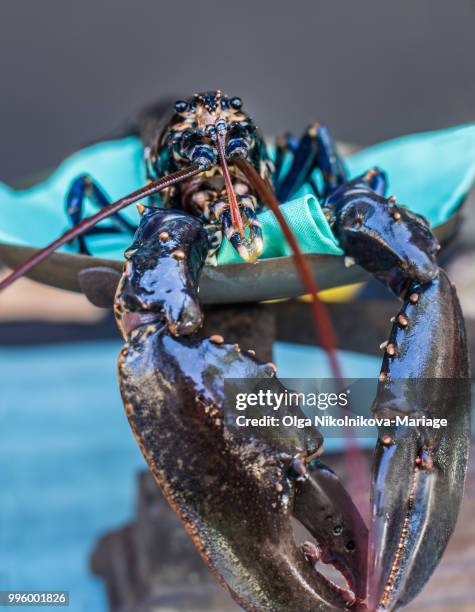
left=0, top=91, right=470, bottom=611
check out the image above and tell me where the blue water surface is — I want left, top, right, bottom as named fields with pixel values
left=0, top=341, right=145, bottom=611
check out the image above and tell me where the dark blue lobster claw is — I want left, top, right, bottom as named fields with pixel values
left=115, top=209, right=209, bottom=338
left=118, top=326, right=368, bottom=610
left=323, top=172, right=440, bottom=296
left=323, top=178, right=470, bottom=610
left=366, top=270, right=470, bottom=611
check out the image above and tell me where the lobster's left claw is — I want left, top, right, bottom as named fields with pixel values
left=367, top=413, right=469, bottom=612
left=366, top=270, right=471, bottom=611
left=324, top=173, right=440, bottom=295
left=322, top=176, right=470, bottom=610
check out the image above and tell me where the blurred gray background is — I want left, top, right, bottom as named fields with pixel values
left=1, top=0, right=474, bottom=182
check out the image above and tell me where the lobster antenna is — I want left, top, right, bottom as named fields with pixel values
left=215, top=123, right=245, bottom=238
left=234, top=158, right=343, bottom=381
left=0, top=163, right=204, bottom=291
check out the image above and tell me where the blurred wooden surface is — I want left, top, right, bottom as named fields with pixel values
left=0, top=269, right=104, bottom=322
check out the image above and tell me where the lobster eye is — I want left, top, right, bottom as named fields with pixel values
left=205, top=124, right=217, bottom=139
left=220, top=98, right=229, bottom=109
left=175, top=100, right=188, bottom=113
left=230, top=97, right=242, bottom=110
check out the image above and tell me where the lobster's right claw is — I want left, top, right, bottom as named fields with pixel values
left=119, top=326, right=367, bottom=611
left=115, top=209, right=209, bottom=337
left=295, top=459, right=368, bottom=602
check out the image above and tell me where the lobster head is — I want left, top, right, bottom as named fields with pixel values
left=165, top=91, right=258, bottom=166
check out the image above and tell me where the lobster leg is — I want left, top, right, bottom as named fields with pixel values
left=209, top=195, right=263, bottom=263
left=276, top=123, right=348, bottom=202
left=324, top=178, right=470, bottom=610
left=273, top=132, right=299, bottom=184
left=66, top=175, right=136, bottom=254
